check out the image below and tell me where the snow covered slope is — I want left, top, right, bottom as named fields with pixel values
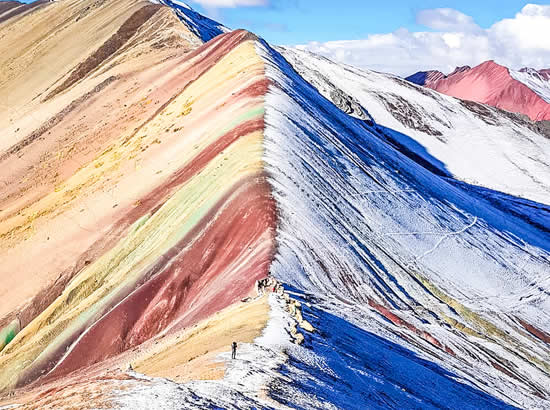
left=280, top=47, right=550, bottom=207
left=262, top=41, right=550, bottom=408
left=407, top=61, right=550, bottom=122
left=156, top=0, right=230, bottom=42
left=512, top=68, right=550, bottom=104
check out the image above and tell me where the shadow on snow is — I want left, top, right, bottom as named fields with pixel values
left=269, top=286, right=517, bottom=410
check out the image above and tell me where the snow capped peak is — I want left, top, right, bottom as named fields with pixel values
left=167, top=0, right=192, bottom=9
left=510, top=66, right=550, bottom=104
left=518, top=66, right=550, bottom=80
left=519, top=67, right=539, bottom=75
left=156, top=0, right=230, bottom=42
left=149, top=0, right=191, bottom=10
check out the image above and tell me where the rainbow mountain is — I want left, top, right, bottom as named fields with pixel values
left=0, top=1, right=549, bottom=408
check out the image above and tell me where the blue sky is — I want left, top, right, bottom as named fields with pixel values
left=7, top=0, right=550, bottom=75
left=187, top=1, right=550, bottom=75
left=187, top=0, right=536, bottom=45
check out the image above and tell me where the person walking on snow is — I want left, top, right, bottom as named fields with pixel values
left=231, top=341, right=237, bottom=359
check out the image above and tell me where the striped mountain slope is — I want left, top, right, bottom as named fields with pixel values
left=0, top=1, right=549, bottom=408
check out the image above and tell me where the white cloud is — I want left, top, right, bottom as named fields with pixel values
left=190, top=0, right=267, bottom=7
left=295, top=4, right=550, bottom=77
left=416, top=8, right=481, bottom=33
left=520, top=3, right=550, bottom=17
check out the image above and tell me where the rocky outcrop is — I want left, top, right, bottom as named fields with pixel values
left=281, top=289, right=315, bottom=344
left=328, top=88, right=373, bottom=123
left=256, top=277, right=315, bottom=345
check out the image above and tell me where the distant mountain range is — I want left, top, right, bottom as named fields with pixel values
left=407, top=61, right=550, bottom=122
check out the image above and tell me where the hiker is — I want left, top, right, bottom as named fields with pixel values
left=231, top=341, right=237, bottom=359
left=257, top=277, right=270, bottom=296
left=256, top=279, right=265, bottom=296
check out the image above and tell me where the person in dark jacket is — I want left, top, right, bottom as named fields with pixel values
left=231, top=341, right=237, bottom=359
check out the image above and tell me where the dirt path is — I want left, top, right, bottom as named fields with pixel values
left=134, top=295, right=270, bottom=382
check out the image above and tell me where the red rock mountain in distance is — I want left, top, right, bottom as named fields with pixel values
left=407, top=61, right=550, bottom=121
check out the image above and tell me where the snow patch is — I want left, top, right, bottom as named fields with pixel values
left=280, top=47, right=550, bottom=206
left=511, top=68, right=550, bottom=104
